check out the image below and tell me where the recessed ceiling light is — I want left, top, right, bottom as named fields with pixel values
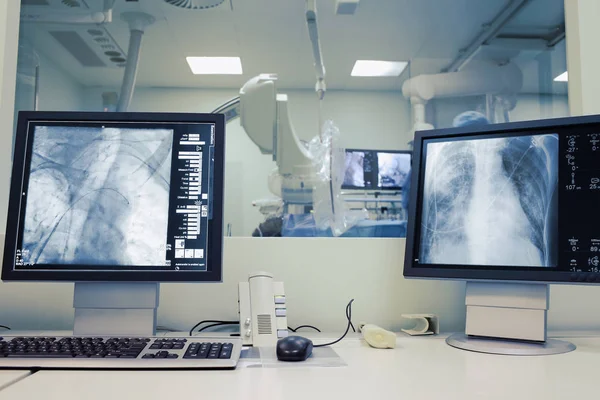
left=351, top=60, right=408, bottom=77
left=554, top=71, right=568, bottom=82
left=186, top=57, right=243, bottom=75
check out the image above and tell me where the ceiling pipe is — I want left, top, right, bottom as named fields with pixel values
left=117, top=12, right=155, bottom=113
left=306, top=0, right=326, bottom=100
left=442, top=0, right=532, bottom=73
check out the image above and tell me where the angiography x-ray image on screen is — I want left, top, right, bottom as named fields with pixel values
left=419, top=134, right=559, bottom=267
left=378, top=152, right=411, bottom=188
left=21, top=125, right=174, bottom=266
left=344, top=151, right=365, bottom=188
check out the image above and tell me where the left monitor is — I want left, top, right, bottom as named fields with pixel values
left=2, top=111, right=225, bottom=282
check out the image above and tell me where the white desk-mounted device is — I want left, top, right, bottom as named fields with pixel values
left=238, top=272, right=288, bottom=346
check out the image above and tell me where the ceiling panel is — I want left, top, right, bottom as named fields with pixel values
left=18, top=0, right=567, bottom=94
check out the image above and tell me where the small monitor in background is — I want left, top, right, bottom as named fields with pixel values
left=342, top=149, right=411, bottom=190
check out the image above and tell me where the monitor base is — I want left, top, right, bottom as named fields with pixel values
left=446, top=333, right=576, bottom=356
left=73, top=282, right=159, bottom=337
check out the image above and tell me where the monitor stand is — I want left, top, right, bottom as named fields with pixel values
left=72, top=282, right=159, bottom=337
left=446, top=282, right=576, bottom=356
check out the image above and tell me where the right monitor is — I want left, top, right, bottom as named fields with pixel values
left=404, top=115, right=600, bottom=283
left=343, top=149, right=411, bottom=190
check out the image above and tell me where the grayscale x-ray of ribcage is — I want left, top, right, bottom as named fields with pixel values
left=419, top=135, right=559, bottom=267
left=22, top=126, right=174, bottom=266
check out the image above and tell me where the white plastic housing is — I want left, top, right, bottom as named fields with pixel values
left=239, top=75, right=277, bottom=154
left=249, top=272, right=277, bottom=347
left=402, top=63, right=523, bottom=102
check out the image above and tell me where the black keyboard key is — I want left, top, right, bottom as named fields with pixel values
left=162, top=344, right=173, bottom=349
left=149, top=344, right=161, bottom=350
left=219, top=350, right=231, bottom=359
left=207, top=351, right=219, bottom=359
left=198, top=348, right=210, bottom=358
left=173, top=343, right=185, bottom=350
left=167, top=354, right=178, bottom=359
left=156, top=351, right=168, bottom=359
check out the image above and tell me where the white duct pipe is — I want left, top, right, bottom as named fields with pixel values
left=117, top=12, right=155, bottom=112
left=402, top=63, right=523, bottom=103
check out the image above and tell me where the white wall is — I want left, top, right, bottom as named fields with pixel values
left=0, top=1, right=20, bottom=234
left=82, top=87, right=412, bottom=236
left=0, top=236, right=468, bottom=332
left=1, top=234, right=600, bottom=334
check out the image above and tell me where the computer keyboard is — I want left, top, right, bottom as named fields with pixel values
left=0, top=336, right=242, bottom=369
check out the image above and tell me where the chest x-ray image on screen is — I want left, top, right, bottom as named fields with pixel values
left=419, top=134, right=559, bottom=267
left=378, top=152, right=411, bottom=188
left=22, top=125, right=173, bottom=266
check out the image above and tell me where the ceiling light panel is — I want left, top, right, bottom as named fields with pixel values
left=554, top=71, right=568, bottom=82
left=351, top=60, right=408, bottom=77
left=186, top=57, right=243, bottom=75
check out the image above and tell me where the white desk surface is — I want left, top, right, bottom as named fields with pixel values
left=0, top=371, right=30, bottom=391
left=2, top=332, right=600, bottom=399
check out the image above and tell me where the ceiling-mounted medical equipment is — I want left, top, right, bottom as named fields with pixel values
left=239, top=75, right=317, bottom=207
left=117, top=12, right=155, bottom=112
left=20, top=0, right=126, bottom=69
left=306, top=0, right=326, bottom=100
left=20, top=0, right=115, bottom=24
left=402, top=63, right=523, bottom=132
left=163, top=0, right=225, bottom=9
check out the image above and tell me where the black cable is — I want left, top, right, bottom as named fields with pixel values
left=346, top=301, right=356, bottom=332
left=313, top=299, right=354, bottom=348
left=197, top=322, right=238, bottom=333
left=290, top=325, right=321, bottom=333
left=189, top=320, right=238, bottom=336
left=0, top=325, right=10, bottom=330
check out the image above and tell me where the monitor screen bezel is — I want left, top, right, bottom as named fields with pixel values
left=2, top=111, right=225, bottom=282
left=342, top=148, right=412, bottom=190
left=403, top=115, right=600, bottom=284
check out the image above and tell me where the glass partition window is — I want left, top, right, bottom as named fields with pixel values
left=14, top=0, right=567, bottom=238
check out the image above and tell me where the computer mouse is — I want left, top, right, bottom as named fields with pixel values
left=276, top=335, right=313, bottom=362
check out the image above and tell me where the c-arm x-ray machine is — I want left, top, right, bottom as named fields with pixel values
left=213, top=0, right=327, bottom=210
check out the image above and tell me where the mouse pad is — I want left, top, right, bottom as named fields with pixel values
left=239, top=346, right=347, bottom=368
